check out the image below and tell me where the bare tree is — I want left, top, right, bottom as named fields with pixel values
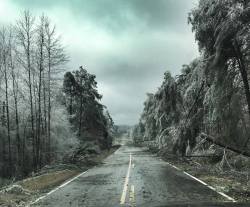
left=16, top=11, right=36, bottom=169
left=0, top=10, right=73, bottom=179
left=36, top=15, right=46, bottom=169
left=0, top=29, right=7, bottom=170
left=0, top=27, right=12, bottom=170
left=8, top=26, right=21, bottom=168
left=44, top=17, right=68, bottom=162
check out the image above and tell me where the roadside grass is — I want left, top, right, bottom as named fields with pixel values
left=198, top=173, right=250, bottom=202
left=19, top=169, right=79, bottom=192
left=0, top=145, right=120, bottom=206
left=0, top=169, right=80, bottom=206
left=160, top=154, right=250, bottom=202
left=0, top=193, right=29, bottom=206
left=144, top=145, right=250, bottom=203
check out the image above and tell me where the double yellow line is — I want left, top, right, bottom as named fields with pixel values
left=120, top=153, right=136, bottom=206
left=129, top=185, right=136, bottom=206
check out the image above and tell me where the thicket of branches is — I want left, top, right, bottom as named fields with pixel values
left=132, top=0, right=250, bottom=156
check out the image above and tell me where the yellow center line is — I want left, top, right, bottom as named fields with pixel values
left=120, top=153, right=132, bottom=204
left=129, top=185, right=136, bottom=207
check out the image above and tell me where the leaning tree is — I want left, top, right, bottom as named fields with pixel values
left=189, top=0, right=250, bottom=146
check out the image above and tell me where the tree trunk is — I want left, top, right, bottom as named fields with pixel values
left=200, top=133, right=250, bottom=157
left=43, top=70, right=47, bottom=136
left=27, top=43, right=36, bottom=170
left=233, top=39, right=250, bottom=148
left=79, top=96, right=83, bottom=137
left=17, top=10, right=36, bottom=170
left=11, top=67, right=21, bottom=167
left=37, top=18, right=45, bottom=169
left=40, top=69, right=47, bottom=167
left=45, top=22, right=52, bottom=163
left=4, top=58, right=11, bottom=171
left=47, top=51, right=51, bottom=163
left=22, top=122, right=27, bottom=174
left=70, top=90, right=73, bottom=115
left=43, top=82, right=47, bottom=132
left=37, top=67, right=42, bottom=169
left=1, top=101, right=6, bottom=164
left=32, top=72, right=38, bottom=170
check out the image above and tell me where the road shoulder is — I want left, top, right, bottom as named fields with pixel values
left=0, top=145, right=120, bottom=207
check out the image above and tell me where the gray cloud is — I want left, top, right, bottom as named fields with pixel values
left=12, top=0, right=197, bottom=32
left=4, top=0, right=199, bottom=125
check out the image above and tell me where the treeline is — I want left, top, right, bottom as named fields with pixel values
left=132, top=0, right=250, bottom=156
left=0, top=11, right=68, bottom=177
left=0, top=11, right=114, bottom=180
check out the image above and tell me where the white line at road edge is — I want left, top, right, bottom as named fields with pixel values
left=120, top=153, right=132, bottom=204
left=27, top=170, right=89, bottom=206
left=166, top=162, right=236, bottom=202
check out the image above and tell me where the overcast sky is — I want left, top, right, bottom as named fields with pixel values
left=0, top=0, right=199, bottom=125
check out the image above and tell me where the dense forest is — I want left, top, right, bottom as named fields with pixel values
left=0, top=11, right=114, bottom=182
left=132, top=0, right=250, bottom=160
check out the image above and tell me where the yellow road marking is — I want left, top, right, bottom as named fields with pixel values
left=120, top=153, right=132, bottom=204
left=129, top=185, right=136, bottom=207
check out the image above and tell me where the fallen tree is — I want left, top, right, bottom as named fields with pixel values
left=200, top=133, right=250, bottom=158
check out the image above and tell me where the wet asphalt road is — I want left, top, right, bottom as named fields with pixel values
left=31, top=145, right=249, bottom=207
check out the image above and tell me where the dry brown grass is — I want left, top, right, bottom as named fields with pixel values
left=0, top=170, right=79, bottom=206
left=0, top=194, right=27, bottom=206
left=19, top=170, right=79, bottom=192
left=163, top=157, right=250, bottom=202
left=0, top=145, right=120, bottom=206
left=200, top=173, right=250, bottom=201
